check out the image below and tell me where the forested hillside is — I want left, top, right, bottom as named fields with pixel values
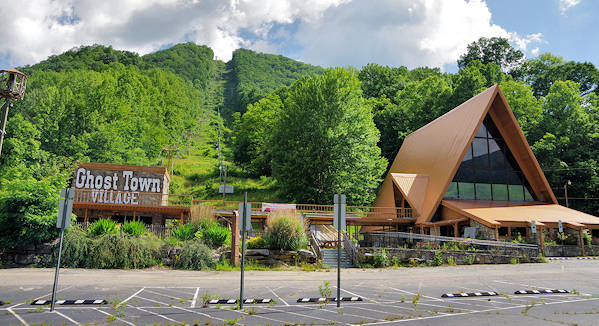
left=1, top=37, right=599, bottom=227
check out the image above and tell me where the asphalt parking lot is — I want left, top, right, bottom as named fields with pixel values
left=2, top=260, right=599, bottom=325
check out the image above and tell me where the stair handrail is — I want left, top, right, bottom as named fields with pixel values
left=307, top=228, right=323, bottom=261
left=342, top=231, right=359, bottom=266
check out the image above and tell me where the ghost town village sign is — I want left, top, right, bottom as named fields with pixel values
left=74, top=167, right=163, bottom=205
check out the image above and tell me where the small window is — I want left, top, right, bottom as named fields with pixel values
left=492, top=184, right=508, bottom=201
left=445, top=182, right=458, bottom=198
left=459, top=182, right=475, bottom=199
left=475, top=183, right=492, bottom=200
left=509, top=184, right=524, bottom=201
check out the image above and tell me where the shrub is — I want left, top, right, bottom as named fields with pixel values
left=122, top=221, right=146, bottom=236
left=172, top=224, right=198, bottom=241
left=197, top=224, right=230, bottom=248
left=263, top=212, right=307, bottom=251
left=61, top=231, right=163, bottom=269
left=61, top=226, right=90, bottom=267
left=373, top=249, right=390, bottom=268
left=0, top=176, right=65, bottom=249
left=89, top=219, right=119, bottom=237
left=247, top=236, right=267, bottom=249
left=582, top=229, right=592, bottom=246
left=173, top=240, right=217, bottom=270
left=432, top=251, right=443, bottom=266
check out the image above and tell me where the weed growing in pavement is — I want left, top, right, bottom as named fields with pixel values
left=384, top=314, right=405, bottom=321
left=319, top=281, right=332, bottom=298
left=200, top=291, right=219, bottom=308
left=412, top=293, right=421, bottom=311
left=246, top=306, right=257, bottom=315
left=224, top=317, right=240, bottom=325
left=400, top=295, right=406, bottom=303
left=509, top=257, right=520, bottom=264
left=110, top=296, right=127, bottom=317
left=328, top=320, right=336, bottom=325
left=500, top=292, right=512, bottom=301
left=521, top=300, right=537, bottom=315
left=572, top=289, right=580, bottom=295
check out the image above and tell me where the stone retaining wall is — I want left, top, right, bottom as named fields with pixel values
left=359, top=247, right=543, bottom=265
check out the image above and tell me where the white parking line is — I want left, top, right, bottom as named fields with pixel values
left=263, top=306, right=352, bottom=325
left=268, top=287, right=289, bottom=306
left=118, top=287, right=145, bottom=307
left=191, top=287, right=200, bottom=308
left=387, top=286, right=445, bottom=302
left=136, top=307, right=183, bottom=324
left=337, top=286, right=379, bottom=303
left=137, top=295, right=229, bottom=323
left=356, top=295, right=599, bottom=325
left=95, top=308, right=135, bottom=326
left=144, top=288, right=187, bottom=301
left=493, top=280, right=554, bottom=290
left=53, top=309, right=81, bottom=325
left=7, top=307, right=29, bottom=326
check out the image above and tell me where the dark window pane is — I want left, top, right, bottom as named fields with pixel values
left=474, top=169, right=491, bottom=184
left=459, top=183, right=475, bottom=199
left=456, top=166, right=475, bottom=183
left=472, top=138, right=489, bottom=168
left=488, top=139, right=505, bottom=170
left=445, top=182, right=458, bottom=198
left=491, top=170, right=507, bottom=185
left=485, top=116, right=502, bottom=138
left=475, top=123, right=487, bottom=138
left=509, top=184, right=524, bottom=201
left=492, top=184, right=508, bottom=200
left=461, top=145, right=473, bottom=168
left=524, top=187, right=534, bottom=201
left=475, top=183, right=492, bottom=200
left=508, top=172, right=523, bottom=185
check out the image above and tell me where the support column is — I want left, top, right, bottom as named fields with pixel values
left=133, top=211, right=136, bottom=222
left=507, top=227, right=511, bottom=239
left=180, top=212, right=184, bottom=225
left=453, top=223, right=459, bottom=237
left=579, top=228, right=586, bottom=256
left=84, top=208, right=88, bottom=224
left=420, top=225, right=424, bottom=235
left=494, top=227, right=499, bottom=241
left=231, top=212, right=240, bottom=266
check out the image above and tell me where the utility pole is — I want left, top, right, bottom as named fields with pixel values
left=0, top=69, right=27, bottom=158
left=564, top=180, right=571, bottom=208
left=163, top=146, right=179, bottom=175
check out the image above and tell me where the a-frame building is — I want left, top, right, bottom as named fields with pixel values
left=373, top=85, right=599, bottom=243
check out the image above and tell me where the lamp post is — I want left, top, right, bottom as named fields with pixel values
left=564, top=180, right=571, bottom=208
left=0, top=69, right=27, bottom=158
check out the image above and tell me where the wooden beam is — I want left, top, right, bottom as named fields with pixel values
left=494, top=227, right=499, bottom=240
left=539, top=227, right=545, bottom=253
left=133, top=210, right=136, bottom=222
left=453, top=222, right=459, bottom=237
left=180, top=212, right=184, bottom=225
left=84, top=208, right=88, bottom=224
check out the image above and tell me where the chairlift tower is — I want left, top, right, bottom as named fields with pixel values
left=162, top=145, right=179, bottom=175
left=0, top=69, right=27, bottom=158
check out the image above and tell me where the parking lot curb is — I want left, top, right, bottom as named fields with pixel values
left=31, top=299, right=107, bottom=305
left=296, top=297, right=363, bottom=303
left=207, top=298, right=272, bottom=305
left=548, top=257, right=599, bottom=260
left=442, top=292, right=497, bottom=298
left=514, top=289, right=569, bottom=294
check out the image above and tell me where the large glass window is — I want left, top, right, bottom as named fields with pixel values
left=445, top=116, right=537, bottom=201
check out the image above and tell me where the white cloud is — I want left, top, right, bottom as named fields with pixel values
left=559, top=0, right=581, bottom=14
left=291, top=0, right=537, bottom=69
left=531, top=47, right=540, bottom=56
left=0, top=0, right=347, bottom=67
left=0, top=0, right=542, bottom=70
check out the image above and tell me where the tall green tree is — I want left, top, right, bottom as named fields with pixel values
left=270, top=68, right=387, bottom=205
left=458, top=37, right=524, bottom=73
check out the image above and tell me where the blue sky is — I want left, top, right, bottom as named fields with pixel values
left=0, top=0, right=596, bottom=72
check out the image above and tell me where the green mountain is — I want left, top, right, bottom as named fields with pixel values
left=2, top=43, right=322, bottom=202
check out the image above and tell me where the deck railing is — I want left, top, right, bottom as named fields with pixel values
left=193, top=199, right=414, bottom=220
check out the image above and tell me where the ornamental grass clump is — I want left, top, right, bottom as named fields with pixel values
left=264, top=211, right=307, bottom=251
left=122, top=220, right=146, bottom=236
left=88, top=218, right=119, bottom=236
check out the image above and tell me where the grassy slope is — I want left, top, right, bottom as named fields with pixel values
left=169, top=60, right=284, bottom=203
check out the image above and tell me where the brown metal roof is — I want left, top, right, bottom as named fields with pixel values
left=390, top=173, right=428, bottom=216
left=374, top=85, right=557, bottom=223
left=443, top=200, right=599, bottom=228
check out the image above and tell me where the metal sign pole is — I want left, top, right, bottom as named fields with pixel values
left=334, top=194, right=345, bottom=308
left=239, top=192, right=248, bottom=309
left=51, top=188, right=73, bottom=311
